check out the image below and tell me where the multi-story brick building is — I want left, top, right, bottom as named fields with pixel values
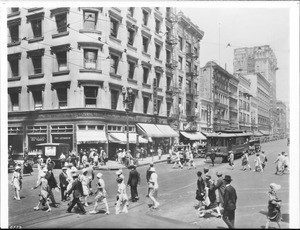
left=7, top=7, right=205, bottom=158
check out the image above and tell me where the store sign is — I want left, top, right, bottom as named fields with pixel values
left=29, top=135, right=46, bottom=142
left=45, top=146, right=56, bottom=156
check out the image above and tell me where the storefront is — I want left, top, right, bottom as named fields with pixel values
left=8, top=126, right=24, bottom=155
left=51, top=124, right=74, bottom=151
left=180, top=131, right=207, bottom=145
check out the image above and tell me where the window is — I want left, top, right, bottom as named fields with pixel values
left=84, top=49, right=97, bottom=69
left=10, top=93, right=19, bottom=111
left=166, top=76, right=171, bottom=91
left=110, top=17, right=119, bottom=38
left=56, top=51, right=68, bottom=71
left=31, top=19, right=42, bottom=38
left=55, top=13, right=67, bottom=33
left=32, top=90, right=43, bottom=110
left=179, top=36, right=183, bottom=50
left=143, top=97, right=149, bottom=114
left=26, top=12, right=44, bottom=41
left=57, top=88, right=68, bottom=109
left=194, top=83, right=198, bottom=94
left=194, top=47, right=198, bottom=56
left=111, top=89, right=119, bottom=110
left=178, top=56, right=183, bottom=70
left=8, top=53, right=21, bottom=77
left=157, top=99, right=162, bottom=114
left=166, top=50, right=171, bottom=63
left=194, top=65, right=198, bottom=74
left=127, top=27, right=136, bottom=46
left=31, top=56, right=42, bottom=74
left=179, top=76, right=183, bottom=89
left=156, top=72, right=161, bottom=88
left=143, top=67, right=149, bottom=84
left=142, top=36, right=150, bottom=53
left=11, top=8, right=19, bottom=13
left=128, top=61, right=135, bottom=79
left=8, top=22, right=20, bottom=44
left=128, top=7, right=134, bottom=17
left=108, top=125, right=122, bottom=132
left=186, top=41, right=191, bottom=53
left=83, top=11, right=97, bottom=30
left=186, top=80, right=192, bottom=93
left=110, top=54, right=119, bottom=74
left=155, top=43, right=161, bottom=59
left=155, top=19, right=161, bottom=34
left=167, top=102, right=171, bottom=117
left=186, top=61, right=191, bottom=72
left=142, top=10, right=149, bottom=26
left=186, top=100, right=192, bottom=115
left=84, top=86, right=98, bottom=108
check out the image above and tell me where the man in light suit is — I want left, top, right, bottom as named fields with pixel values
left=222, top=175, right=237, bottom=229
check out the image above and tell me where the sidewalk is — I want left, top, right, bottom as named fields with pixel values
left=96, top=154, right=169, bottom=170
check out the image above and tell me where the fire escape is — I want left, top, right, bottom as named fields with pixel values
left=165, top=8, right=180, bottom=128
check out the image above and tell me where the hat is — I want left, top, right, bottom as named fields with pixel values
left=149, top=162, right=154, bottom=167
left=224, top=175, right=232, bottom=182
left=128, top=164, right=137, bottom=169
left=216, top=171, right=223, bottom=176
left=82, top=168, right=87, bottom=174
left=284, top=152, right=288, bottom=156
left=69, top=163, right=73, bottom=167
left=270, top=183, right=281, bottom=191
left=15, top=166, right=21, bottom=171
left=229, top=150, right=233, bottom=153
left=72, top=172, right=79, bottom=178
left=116, top=177, right=123, bottom=183
left=205, top=175, right=211, bottom=180
left=116, top=169, right=123, bottom=175
left=64, top=162, right=69, bottom=167
left=62, top=166, right=67, bottom=170
left=149, top=167, right=156, bottom=172
left=96, top=173, right=103, bottom=178
left=119, top=174, right=125, bottom=179
left=197, top=171, right=202, bottom=177
left=203, top=168, right=209, bottom=173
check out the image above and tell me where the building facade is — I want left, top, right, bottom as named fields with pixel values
left=228, top=76, right=239, bottom=130
left=276, top=100, right=287, bottom=138
left=8, top=7, right=204, bottom=157
left=238, top=74, right=252, bottom=131
left=244, top=73, right=271, bottom=134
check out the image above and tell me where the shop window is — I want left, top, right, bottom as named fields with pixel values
left=142, top=10, right=149, bottom=26
left=97, top=125, right=104, bottom=130
left=84, top=49, right=97, bottom=69
left=128, top=61, right=135, bottom=79
left=155, top=18, right=161, bottom=34
left=8, top=126, right=23, bottom=134
left=128, top=7, right=134, bottom=17
left=155, top=43, right=161, bottom=59
left=78, top=125, right=86, bottom=130
left=88, top=125, right=96, bottom=130
left=111, top=89, right=119, bottom=110
left=143, top=97, right=149, bottom=114
left=55, top=13, right=68, bottom=33
left=143, top=67, right=149, bottom=84
left=83, top=11, right=97, bottom=30
left=57, top=88, right=68, bottom=109
left=32, top=90, right=43, bottom=110
left=10, top=93, right=19, bottom=111
left=84, top=86, right=98, bottom=108
left=110, top=17, right=119, bottom=38
left=110, top=54, right=119, bottom=74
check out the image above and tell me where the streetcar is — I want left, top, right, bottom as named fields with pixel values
left=203, top=130, right=253, bottom=162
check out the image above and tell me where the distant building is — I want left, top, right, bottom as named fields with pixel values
left=228, top=76, right=239, bottom=130
left=276, top=100, right=287, bottom=138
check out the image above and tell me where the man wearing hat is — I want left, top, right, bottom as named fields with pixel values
left=45, top=168, right=60, bottom=207
left=228, top=151, right=234, bottom=170
left=59, top=166, right=68, bottom=202
left=127, top=164, right=140, bottom=202
left=66, top=172, right=86, bottom=215
left=148, top=167, right=159, bottom=209
left=214, top=171, right=225, bottom=214
left=210, top=149, right=216, bottom=167
left=222, top=175, right=237, bottom=228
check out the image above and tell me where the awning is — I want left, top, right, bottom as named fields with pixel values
left=180, top=131, right=207, bottom=140
left=108, top=132, right=148, bottom=144
left=253, top=131, right=263, bottom=137
left=77, top=131, right=107, bottom=144
left=136, top=123, right=166, bottom=138
left=259, top=130, right=270, bottom=136
left=156, top=124, right=179, bottom=138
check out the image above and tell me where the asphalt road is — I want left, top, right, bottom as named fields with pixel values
left=7, top=139, right=289, bottom=229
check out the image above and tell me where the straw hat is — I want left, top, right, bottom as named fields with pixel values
left=116, top=169, right=123, bottom=175
left=149, top=167, right=156, bottom=172
left=96, top=173, right=103, bottom=178
left=270, top=183, right=281, bottom=191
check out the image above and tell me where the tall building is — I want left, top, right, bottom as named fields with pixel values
left=200, top=61, right=233, bottom=132
left=8, top=7, right=204, bottom=158
left=228, top=76, right=239, bottom=130
left=244, top=73, right=271, bottom=134
left=276, top=100, right=287, bottom=138
left=233, top=45, right=278, bottom=136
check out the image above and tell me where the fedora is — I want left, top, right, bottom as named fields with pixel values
left=224, top=175, right=232, bottom=182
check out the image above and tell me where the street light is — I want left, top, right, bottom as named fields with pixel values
left=122, top=87, right=133, bottom=153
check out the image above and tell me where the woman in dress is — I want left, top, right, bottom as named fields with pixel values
left=254, top=153, right=263, bottom=172
left=32, top=171, right=51, bottom=212
left=265, top=183, right=282, bottom=229
left=241, top=151, right=252, bottom=171
left=195, top=171, right=205, bottom=210
left=115, top=177, right=128, bottom=214
left=80, top=168, right=90, bottom=207
left=10, top=166, right=22, bottom=200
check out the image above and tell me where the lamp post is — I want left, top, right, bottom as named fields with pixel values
left=122, top=87, right=133, bottom=153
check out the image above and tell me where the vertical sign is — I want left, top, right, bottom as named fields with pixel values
left=153, top=78, right=158, bottom=115
left=207, top=105, right=211, bottom=126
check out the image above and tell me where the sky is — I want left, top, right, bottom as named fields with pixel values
left=179, top=6, right=291, bottom=105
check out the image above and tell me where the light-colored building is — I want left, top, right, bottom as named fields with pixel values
left=233, top=45, right=278, bottom=136
left=8, top=7, right=204, bottom=157
left=276, top=100, right=287, bottom=138
left=228, top=76, right=239, bottom=130
left=200, top=61, right=232, bottom=132
left=238, top=75, right=252, bottom=131
left=244, top=73, right=271, bottom=134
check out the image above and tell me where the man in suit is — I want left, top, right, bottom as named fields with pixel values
left=222, top=175, right=237, bottom=228
left=66, top=173, right=86, bottom=214
left=127, top=165, right=140, bottom=202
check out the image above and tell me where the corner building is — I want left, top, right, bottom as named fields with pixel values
left=8, top=7, right=204, bottom=158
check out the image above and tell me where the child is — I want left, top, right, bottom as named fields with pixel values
left=32, top=172, right=51, bottom=212
left=10, top=166, right=22, bottom=200
left=89, top=173, right=109, bottom=215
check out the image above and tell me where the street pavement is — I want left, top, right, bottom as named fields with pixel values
left=7, top=139, right=290, bottom=229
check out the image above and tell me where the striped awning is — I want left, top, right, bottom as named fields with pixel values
left=137, top=123, right=179, bottom=138
left=77, top=131, right=107, bottom=144
left=108, top=133, right=148, bottom=144
left=180, top=131, right=207, bottom=140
